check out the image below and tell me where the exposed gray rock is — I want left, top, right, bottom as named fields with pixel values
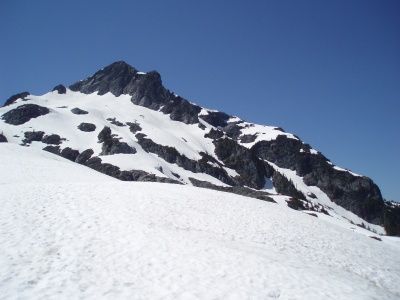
left=126, top=122, right=142, bottom=134
left=0, top=133, right=8, bottom=143
left=107, top=118, right=125, bottom=127
left=135, top=133, right=236, bottom=186
left=60, top=147, right=80, bottom=161
left=252, top=135, right=384, bottom=224
left=43, top=145, right=60, bottom=155
left=23, top=131, right=45, bottom=144
left=3, top=92, right=30, bottom=107
left=78, top=122, right=96, bottom=132
left=75, top=149, right=94, bottom=164
left=204, top=128, right=224, bottom=139
left=272, top=171, right=306, bottom=200
left=52, top=84, right=66, bottom=94
left=2, top=104, right=49, bottom=125
left=98, top=126, right=136, bottom=155
left=213, top=138, right=274, bottom=189
left=189, top=178, right=275, bottom=203
left=71, top=107, right=88, bottom=115
left=240, top=134, right=257, bottom=143
left=42, top=134, right=63, bottom=145
left=199, top=111, right=231, bottom=127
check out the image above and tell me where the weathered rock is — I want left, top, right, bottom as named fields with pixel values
left=126, top=122, right=142, bottom=134
left=204, top=128, right=224, bottom=139
left=75, top=149, right=94, bottom=164
left=0, top=133, right=8, bottom=142
left=52, top=84, right=66, bottom=94
left=60, top=147, right=80, bottom=161
left=97, top=126, right=136, bottom=155
left=240, top=134, right=257, bottom=144
left=71, top=107, right=88, bottom=115
left=107, top=118, right=125, bottom=127
left=2, top=104, right=49, bottom=125
left=199, top=111, right=231, bottom=128
left=23, top=131, right=45, bottom=144
left=213, top=138, right=273, bottom=189
left=272, top=171, right=306, bottom=200
left=135, top=133, right=236, bottom=186
left=252, top=135, right=385, bottom=225
left=43, top=145, right=60, bottom=155
left=42, top=134, right=63, bottom=145
left=3, top=92, right=30, bottom=107
left=189, top=178, right=275, bottom=203
left=78, top=122, right=96, bottom=132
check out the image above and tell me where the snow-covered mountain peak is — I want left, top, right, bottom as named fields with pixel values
left=1, top=61, right=400, bottom=237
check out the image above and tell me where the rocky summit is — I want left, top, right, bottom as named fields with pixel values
left=1, top=61, right=399, bottom=235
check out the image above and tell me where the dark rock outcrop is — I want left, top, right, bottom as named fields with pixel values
left=60, top=147, right=80, bottom=161
left=2, top=104, right=49, bottom=125
left=3, top=92, right=30, bottom=107
left=213, top=138, right=273, bottom=189
left=189, top=178, right=275, bottom=203
left=240, top=134, right=257, bottom=144
left=52, top=84, right=66, bottom=94
left=75, top=149, right=94, bottom=164
left=199, top=111, right=231, bottom=128
left=98, top=126, right=136, bottom=155
left=383, top=202, right=400, bottom=236
left=42, top=134, right=63, bottom=145
left=23, top=131, right=45, bottom=144
left=107, top=118, right=125, bottom=127
left=71, top=107, right=88, bottom=115
left=135, top=133, right=236, bottom=186
left=204, top=128, right=224, bottom=140
left=126, top=122, right=142, bottom=134
left=43, top=145, right=61, bottom=155
left=272, top=172, right=306, bottom=200
left=252, top=135, right=385, bottom=224
left=78, top=122, right=96, bottom=132
left=0, top=133, right=8, bottom=142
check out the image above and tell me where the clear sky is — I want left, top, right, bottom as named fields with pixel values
left=1, top=0, right=399, bottom=200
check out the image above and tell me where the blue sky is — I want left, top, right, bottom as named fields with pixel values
left=1, top=0, right=399, bottom=200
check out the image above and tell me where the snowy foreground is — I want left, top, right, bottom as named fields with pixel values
left=0, top=144, right=399, bottom=299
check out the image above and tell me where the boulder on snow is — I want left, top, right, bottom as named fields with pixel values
left=23, top=131, right=45, bottom=144
left=71, top=107, right=88, bottom=115
left=78, top=122, right=96, bottom=132
left=0, top=133, right=8, bottom=143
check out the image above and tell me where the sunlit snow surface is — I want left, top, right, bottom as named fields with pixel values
left=0, top=144, right=399, bottom=300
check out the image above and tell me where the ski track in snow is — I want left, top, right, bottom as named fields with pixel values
left=0, top=144, right=399, bottom=299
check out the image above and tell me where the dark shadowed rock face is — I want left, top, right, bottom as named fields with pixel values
left=42, top=134, right=63, bottom=145
left=78, top=123, right=96, bottom=132
left=71, top=107, right=88, bottom=115
left=0, top=133, right=8, bottom=143
left=3, top=92, right=30, bottom=107
left=252, top=135, right=385, bottom=224
left=126, top=122, right=142, bottom=134
left=2, top=104, right=50, bottom=125
left=52, top=84, right=66, bottom=94
left=199, top=111, right=231, bottom=128
left=23, top=131, right=45, bottom=144
left=75, top=149, right=94, bottom=164
left=213, top=138, right=274, bottom=189
left=97, top=126, right=136, bottom=155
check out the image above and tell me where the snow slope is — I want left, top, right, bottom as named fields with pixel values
left=1, top=144, right=399, bottom=299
